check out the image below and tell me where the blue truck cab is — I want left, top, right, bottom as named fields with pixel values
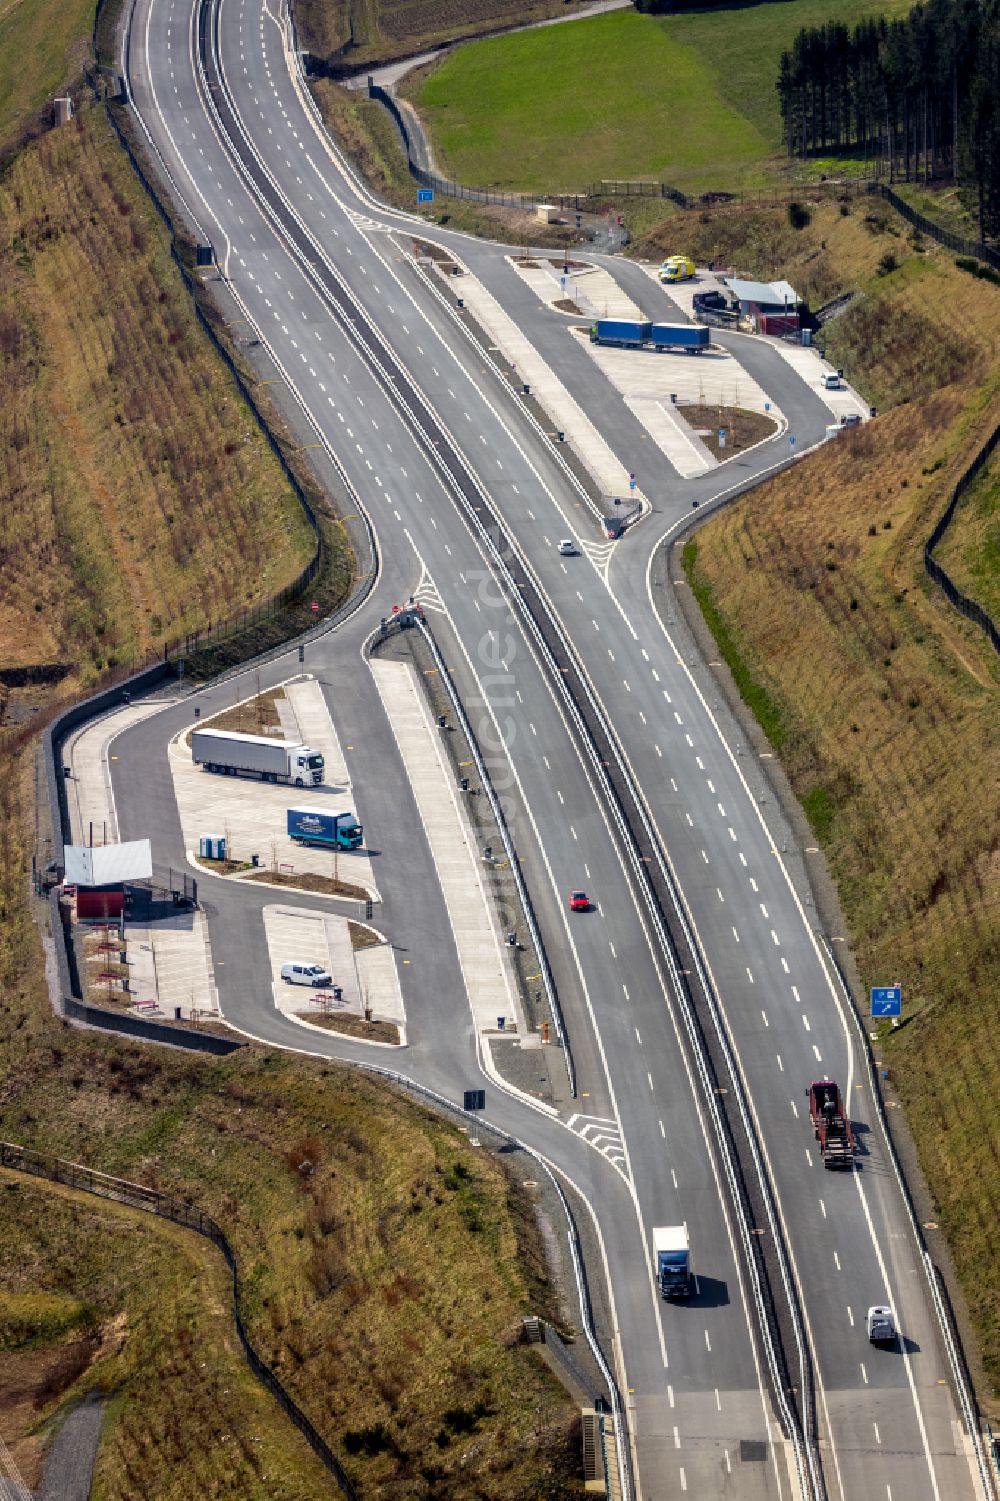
left=287, top=805, right=363, bottom=851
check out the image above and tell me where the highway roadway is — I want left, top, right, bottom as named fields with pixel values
left=108, top=0, right=993, bottom=1496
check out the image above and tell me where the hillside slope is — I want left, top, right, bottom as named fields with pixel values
left=0, top=103, right=320, bottom=693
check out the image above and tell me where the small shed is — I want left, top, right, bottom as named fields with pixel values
left=724, top=277, right=801, bottom=332
left=63, top=840, right=152, bottom=888
left=535, top=203, right=559, bottom=224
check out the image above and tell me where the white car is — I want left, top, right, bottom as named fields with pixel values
left=557, top=539, right=577, bottom=556
left=281, top=962, right=333, bottom=988
left=822, top=371, right=842, bottom=390
left=866, top=1305, right=896, bottom=1344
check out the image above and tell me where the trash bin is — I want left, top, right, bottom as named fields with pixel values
left=251, top=853, right=260, bottom=868
left=497, top=1016, right=506, bottom=1032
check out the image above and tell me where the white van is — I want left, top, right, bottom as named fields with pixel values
left=281, top=962, right=333, bottom=988
left=822, top=371, right=842, bottom=390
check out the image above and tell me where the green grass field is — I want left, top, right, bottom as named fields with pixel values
left=409, top=0, right=913, bottom=195
left=0, top=0, right=96, bottom=150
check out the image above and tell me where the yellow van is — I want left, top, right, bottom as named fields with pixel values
left=659, top=256, right=696, bottom=283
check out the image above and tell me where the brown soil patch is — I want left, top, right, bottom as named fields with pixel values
left=294, top=1011, right=400, bottom=1044
left=678, top=403, right=778, bottom=458
left=242, top=869, right=370, bottom=901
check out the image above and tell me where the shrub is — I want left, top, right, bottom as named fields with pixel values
left=788, top=201, right=811, bottom=230
left=877, top=251, right=898, bottom=276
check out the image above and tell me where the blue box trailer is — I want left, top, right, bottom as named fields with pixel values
left=287, top=806, right=363, bottom=851
left=650, top=323, right=710, bottom=352
left=590, top=319, right=652, bottom=348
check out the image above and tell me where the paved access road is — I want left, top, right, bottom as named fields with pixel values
left=114, top=1, right=991, bottom=1497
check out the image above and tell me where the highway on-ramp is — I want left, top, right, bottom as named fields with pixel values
left=109, top=1, right=994, bottom=1496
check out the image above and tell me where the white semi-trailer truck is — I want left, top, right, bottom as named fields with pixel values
left=191, top=728, right=324, bottom=786
left=652, top=1225, right=691, bottom=1298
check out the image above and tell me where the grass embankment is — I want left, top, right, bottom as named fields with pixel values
left=0, top=1179, right=337, bottom=1497
left=295, top=0, right=595, bottom=72
left=0, top=0, right=95, bottom=152
left=0, top=103, right=319, bottom=694
left=932, top=453, right=1000, bottom=625
left=405, top=0, right=911, bottom=197
left=678, top=210, right=1000, bottom=1395
left=310, top=78, right=576, bottom=245
left=0, top=749, right=578, bottom=1495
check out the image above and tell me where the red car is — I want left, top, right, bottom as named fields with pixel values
left=569, top=890, right=590, bottom=913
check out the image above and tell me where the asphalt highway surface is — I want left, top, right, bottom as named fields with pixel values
left=106, top=0, right=993, bottom=1496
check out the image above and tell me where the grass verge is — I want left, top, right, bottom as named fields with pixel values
left=682, top=541, right=790, bottom=750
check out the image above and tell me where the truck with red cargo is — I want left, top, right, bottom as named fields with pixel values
left=808, top=1078, right=855, bottom=1169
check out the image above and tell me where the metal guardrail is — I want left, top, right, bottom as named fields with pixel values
left=0, top=1140, right=360, bottom=1499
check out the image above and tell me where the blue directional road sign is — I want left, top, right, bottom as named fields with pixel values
left=417, top=188, right=434, bottom=203
left=871, top=986, right=902, bottom=1018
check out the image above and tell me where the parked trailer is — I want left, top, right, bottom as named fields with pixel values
left=808, top=1078, right=856, bottom=1169
left=652, top=1225, right=690, bottom=1298
left=287, top=806, right=363, bottom=851
left=191, top=728, right=324, bottom=786
left=650, top=323, right=710, bottom=352
left=589, top=319, right=652, bottom=348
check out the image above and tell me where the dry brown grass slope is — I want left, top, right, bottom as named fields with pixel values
left=680, top=214, right=1000, bottom=1397
left=0, top=102, right=317, bottom=691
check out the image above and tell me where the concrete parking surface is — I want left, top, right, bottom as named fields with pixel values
left=170, top=676, right=378, bottom=897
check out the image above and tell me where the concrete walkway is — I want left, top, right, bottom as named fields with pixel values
left=508, top=255, right=641, bottom=322
left=429, top=258, right=646, bottom=502
left=369, top=657, right=524, bottom=1041
left=264, top=903, right=406, bottom=1037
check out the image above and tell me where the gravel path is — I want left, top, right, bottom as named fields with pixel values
left=38, top=1391, right=106, bottom=1501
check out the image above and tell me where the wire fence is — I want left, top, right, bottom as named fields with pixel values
left=924, top=420, right=1000, bottom=656
left=866, top=183, right=1000, bottom=272
left=0, top=1139, right=360, bottom=1499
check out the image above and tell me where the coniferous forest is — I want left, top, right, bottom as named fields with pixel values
left=777, top=0, right=1000, bottom=239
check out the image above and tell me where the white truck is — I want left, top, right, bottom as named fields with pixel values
left=653, top=1225, right=691, bottom=1298
left=191, top=728, right=324, bottom=786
